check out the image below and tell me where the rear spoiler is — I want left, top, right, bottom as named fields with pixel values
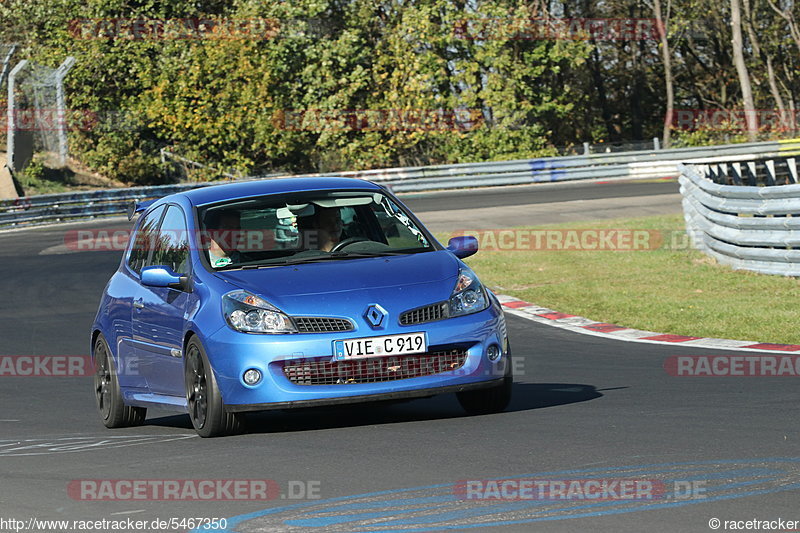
left=127, top=199, right=157, bottom=221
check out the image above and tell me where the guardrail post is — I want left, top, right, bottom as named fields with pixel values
left=714, top=164, right=723, bottom=182
left=745, top=161, right=758, bottom=186
left=708, top=165, right=717, bottom=181
left=730, top=163, right=742, bottom=185
left=653, top=137, right=660, bottom=150
left=787, top=158, right=798, bottom=184
left=582, top=142, right=590, bottom=155
left=710, top=164, right=719, bottom=182
left=764, top=159, right=776, bottom=186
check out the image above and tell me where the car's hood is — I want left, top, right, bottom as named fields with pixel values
left=214, top=250, right=461, bottom=316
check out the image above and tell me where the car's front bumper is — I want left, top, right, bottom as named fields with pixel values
left=201, top=301, right=509, bottom=410
left=224, top=379, right=504, bottom=412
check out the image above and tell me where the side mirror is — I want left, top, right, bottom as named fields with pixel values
left=447, top=236, right=479, bottom=259
left=141, top=265, right=189, bottom=291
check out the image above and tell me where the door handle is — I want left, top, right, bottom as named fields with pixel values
left=133, top=299, right=144, bottom=309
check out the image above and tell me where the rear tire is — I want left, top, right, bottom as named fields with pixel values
left=185, top=336, right=245, bottom=438
left=93, top=334, right=146, bottom=428
left=457, top=354, right=513, bottom=415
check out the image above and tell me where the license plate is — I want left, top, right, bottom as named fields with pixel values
left=333, top=332, right=427, bottom=360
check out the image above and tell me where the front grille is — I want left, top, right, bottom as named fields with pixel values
left=293, top=317, right=355, bottom=333
left=399, top=302, right=449, bottom=325
left=282, top=348, right=468, bottom=385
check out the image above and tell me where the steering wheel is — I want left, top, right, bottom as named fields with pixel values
left=331, top=236, right=370, bottom=252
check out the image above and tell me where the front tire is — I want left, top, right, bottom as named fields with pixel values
left=93, top=334, right=146, bottom=428
left=185, top=336, right=245, bottom=438
left=457, top=354, right=513, bottom=415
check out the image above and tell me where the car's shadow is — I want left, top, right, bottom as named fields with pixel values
left=145, top=382, right=614, bottom=434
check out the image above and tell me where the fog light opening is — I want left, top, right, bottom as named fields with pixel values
left=243, top=368, right=262, bottom=386
left=487, top=344, right=501, bottom=361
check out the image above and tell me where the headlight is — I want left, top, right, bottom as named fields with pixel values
left=222, top=290, right=297, bottom=334
left=449, top=267, right=489, bottom=317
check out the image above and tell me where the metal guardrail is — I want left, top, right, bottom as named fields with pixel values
left=680, top=158, right=800, bottom=276
left=338, top=137, right=800, bottom=190
left=4, top=137, right=800, bottom=229
left=0, top=182, right=226, bottom=227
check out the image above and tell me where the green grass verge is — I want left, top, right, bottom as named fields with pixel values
left=16, top=173, right=73, bottom=195
left=439, top=213, right=800, bottom=345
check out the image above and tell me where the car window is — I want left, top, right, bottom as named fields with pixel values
left=127, top=205, right=166, bottom=274
left=240, top=207, right=298, bottom=249
left=198, top=190, right=433, bottom=269
left=373, top=196, right=429, bottom=249
left=152, top=205, right=190, bottom=274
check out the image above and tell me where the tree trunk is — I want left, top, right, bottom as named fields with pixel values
left=743, top=0, right=787, bottom=129
left=731, top=0, right=758, bottom=140
left=629, top=4, right=645, bottom=141
left=652, top=0, right=674, bottom=148
left=766, top=0, right=800, bottom=55
left=588, top=46, right=620, bottom=143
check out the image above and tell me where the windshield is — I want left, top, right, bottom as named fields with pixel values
left=197, top=190, right=434, bottom=270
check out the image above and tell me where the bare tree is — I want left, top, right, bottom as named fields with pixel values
left=743, top=0, right=790, bottom=129
left=766, top=0, right=800, bottom=54
left=649, top=0, right=675, bottom=147
left=731, top=0, right=759, bottom=140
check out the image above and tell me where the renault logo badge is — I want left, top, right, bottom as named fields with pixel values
left=364, top=304, right=387, bottom=329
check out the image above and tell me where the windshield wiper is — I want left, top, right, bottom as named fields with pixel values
left=330, top=251, right=411, bottom=258
left=273, top=252, right=404, bottom=265
left=216, top=250, right=430, bottom=270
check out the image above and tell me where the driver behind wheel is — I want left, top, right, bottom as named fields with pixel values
left=204, top=209, right=244, bottom=268
left=298, top=206, right=343, bottom=252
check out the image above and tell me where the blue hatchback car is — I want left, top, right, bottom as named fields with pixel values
left=92, top=177, right=512, bottom=437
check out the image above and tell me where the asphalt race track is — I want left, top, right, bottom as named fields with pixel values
left=1, top=179, right=798, bottom=533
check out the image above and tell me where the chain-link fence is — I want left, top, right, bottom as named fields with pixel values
left=6, top=56, right=75, bottom=171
